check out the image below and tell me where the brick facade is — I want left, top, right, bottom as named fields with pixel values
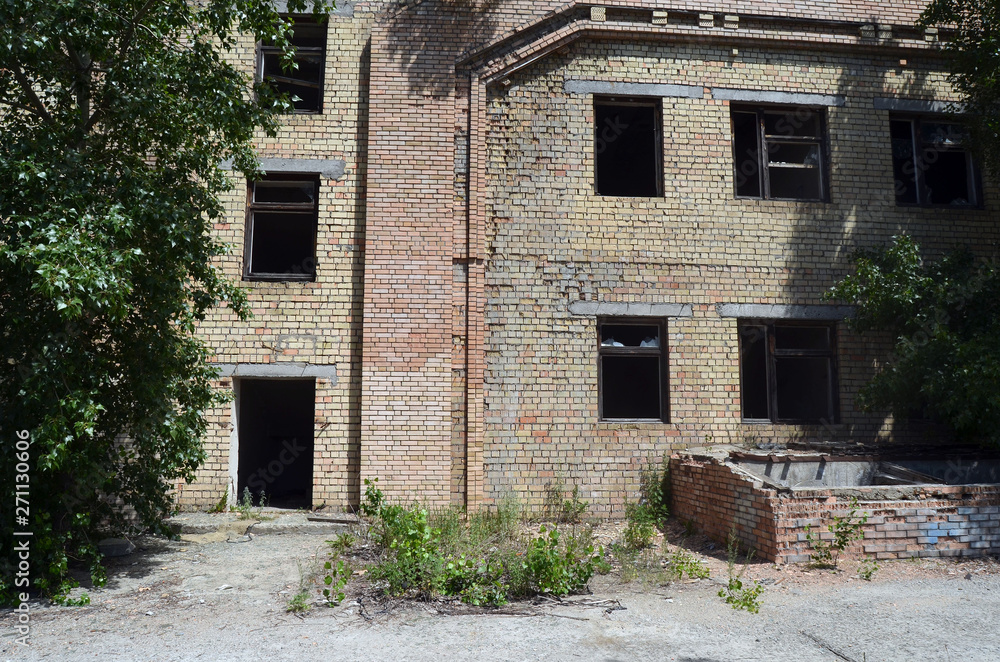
left=177, top=1, right=1000, bottom=516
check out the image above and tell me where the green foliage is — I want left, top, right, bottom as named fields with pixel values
left=286, top=590, right=311, bottom=613
left=666, top=546, right=710, bottom=580
left=327, top=533, right=355, bottom=555
left=623, top=505, right=656, bottom=551
left=234, top=487, right=270, bottom=521
left=857, top=556, right=879, bottom=581
left=828, top=236, right=1000, bottom=445
left=718, top=529, right=762, bottom=613
left=0, top=0, right=330, bottom=604
left=523, top=525, right=601, bottom=596
left=208, top=490, right=229, bottom=514
left=622, top=457, right=671, bottom=551
left=719, top=575, right=763, bottom=613
left=542, top=478, right=589, bottom=523
left=321, top=558, right=350, bottom=606
left=804, top=498, right=869, bottom=568
left=442, top=555, right=508, bottom=607
left=360, top=479, right=599, bottom=604
left=920, top=1, right=1000, bottom=175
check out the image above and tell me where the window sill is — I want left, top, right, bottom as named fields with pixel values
left=734, top=196, right=828, bottom=204
left=243, top=276, right=316, bottom=283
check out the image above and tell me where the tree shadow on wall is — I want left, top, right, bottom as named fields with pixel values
left=779, top=18, right=957, bottom=449
left=378, top=0, right=503, bottom=97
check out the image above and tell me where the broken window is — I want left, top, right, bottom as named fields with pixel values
left=594, top=99, right=662, bottom=197
left=237, top=379, right=315, bottom=509
left=732, top=106, right=827, bottom=201
left=739, top=321, right=838, bottom=423
left=258, top=17, right=326, bottom=113
left=890, top=117, right=980, bottom=206
left=244, top=176, right=319, bottom=281
left=598, top=319, right=667, bottom=421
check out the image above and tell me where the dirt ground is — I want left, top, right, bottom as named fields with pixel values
left=2, top=516, right=1000, bottom=662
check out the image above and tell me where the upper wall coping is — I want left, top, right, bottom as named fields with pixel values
left=564, top=79, right=703, bottom=98
left=715, top=304, right=855, bottom=320
left=569, top=301, right=694, bottom=317
left=712, top=88, right=846, bottom=107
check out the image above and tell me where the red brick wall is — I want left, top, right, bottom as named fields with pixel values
left=672, top=453, right=1000, bottom=563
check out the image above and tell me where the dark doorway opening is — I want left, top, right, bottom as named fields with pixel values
left=237, top=378, right=315, bottom=509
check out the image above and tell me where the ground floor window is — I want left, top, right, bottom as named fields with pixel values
left=598, top=318, right=667, bottom=421
left=739, top=320, right=838, bottom=423
left=236, top=378, right=315, bottom=509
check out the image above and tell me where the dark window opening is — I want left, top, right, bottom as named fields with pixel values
left=237, top=379, right=315, bottom=509
left=890, top=117, right=979, bottom=206
left=259, top=17, right=326, bottom=113
left=731, top=106, right=827, bottom=201
left=245, top=176, right=319, bottom=281
left=598, top=320, right=667, bottom=421
left=595, top=99, right=662, bottom=197
left=739, top=321, right=838, bottom=423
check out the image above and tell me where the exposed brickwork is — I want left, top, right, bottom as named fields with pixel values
left=178, top=1, right=999, bottom=516
left=672, top=453, right=1000, bottom=562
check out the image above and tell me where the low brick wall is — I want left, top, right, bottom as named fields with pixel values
left=671, top=451, right=1000, bottom=563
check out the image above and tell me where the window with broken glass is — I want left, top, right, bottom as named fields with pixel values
left=739, top=321, right=838, bottom=423
left=732, top=106, right=827, bottom=201
left=890, top=117, right=981, bottom=206
left=594, top=98, right=663, bottom=197
left=598, top=319, right=667, bottom=421
left=258, top=17, right=326, bottom=113
left=244, top=176, right=319, bottom=281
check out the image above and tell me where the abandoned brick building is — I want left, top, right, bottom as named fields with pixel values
left=176, top=0, right=1000, bottom=520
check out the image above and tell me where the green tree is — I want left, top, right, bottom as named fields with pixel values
left=828, top=236, right=1000, bottom=446
left=921, top=1, right=1000, bottom=174
left=0, top=0, right=328, bottom=603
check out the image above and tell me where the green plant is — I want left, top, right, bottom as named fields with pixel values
left=327, top=532, right=355, bottom=555
left=667, top=545, right=710, bottom=580
left=208, top=490, right=229, bottom=514
left=234, top=487, right=269, bottom=521
left=286, top=590, right=311, bottom=613
left=321, top=558, right=351, bottom=605
left=523, top=525, right=601, bottom=596
left=718, top=529, right=762, bottom=613
left=542, top=478, right=589, bottom=523
left=623, top=504, right=656, bottom=551
left=442, top=555, right=509, bottom=607
left=858, top=556, right=879, bottom=581
left=804, top=498, right=869, bottom=568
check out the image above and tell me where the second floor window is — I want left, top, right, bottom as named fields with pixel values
left=890, top=117, right=979, bottom=206
left=244, top=177, right=319, bottom=281
left=594, top=98, right=662, bottom=197
left=732, top=106, right=827, bottom=201
left=258, top=17, right=326, bottom=113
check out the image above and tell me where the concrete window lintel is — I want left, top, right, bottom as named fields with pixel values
left=564, top=80, right=703, bottom=99
left=711, top=88, right=846, bottom=107
left=214, top=362, right=337, bottom=383
left=569, top=301, right=694, bottom=317
left=873, top=97, right=963, bottom=114
left=220, top=157, right=347, bottom=180
left=715, top=303, right=854, bottom=320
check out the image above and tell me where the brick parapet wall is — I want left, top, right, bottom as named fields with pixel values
left=672, top=453, right=1000, bottom=563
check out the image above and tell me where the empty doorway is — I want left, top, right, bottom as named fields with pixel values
left=236, top=378, right=315, bottom=509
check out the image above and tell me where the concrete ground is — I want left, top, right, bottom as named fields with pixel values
left=2, top=515, right=998, bottom=662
